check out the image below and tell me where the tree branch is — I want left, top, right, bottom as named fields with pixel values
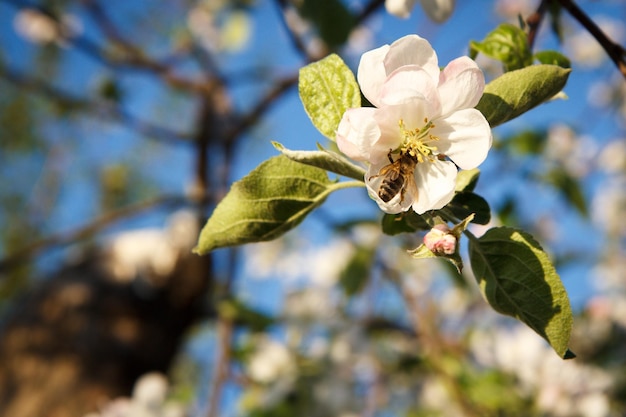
left=557, top=0, right=626, bottom=79
left=0, top=65, right=193, bottom=144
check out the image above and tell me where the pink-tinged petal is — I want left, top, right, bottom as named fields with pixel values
left=379, top=66, right=442, bottom=115
left=358, top=44, right=391, bottom=107
left=336, top=107, right=380, bottom=161
left=432, top=108, right=492, bottom=170
left=384, top=35, right=439, bottom=83
left=438, top=56, right=485, bottom=116
left=370, top=101, right=433, bottom=164
left=385, top=0, right=417, bottom=18
left=411, top=160, right=457, bottom=214
left=365, top=164, right=415, bottom=214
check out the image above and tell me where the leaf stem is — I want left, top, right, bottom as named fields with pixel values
left=330, top=180, right=367, bottom=191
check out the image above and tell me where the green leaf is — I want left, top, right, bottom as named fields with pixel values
left=541, top=168, right=588, bottom=216
left=534, top=50, right=571, bottom=68
left=455, top=168, right=481, bottom=192
left=218, top=298, right=274, bottom=332
left=299, top=0, right=355, bottom=48
left=448, top=192, right=491, bottom=225
left=470, top=23, right=532, bottom=71
left=272, top=141, right=366, bottom=181
left=381, top=211, right=431, bottom=235
left=299, top=54, right=361, bottom=140
left=476, top=64, right=571, bottom=128
left=339, top=246, right=374, bottom=296
left=194, top=155, right=357, bottom=254
left=468, top=227, right=574, bottom=358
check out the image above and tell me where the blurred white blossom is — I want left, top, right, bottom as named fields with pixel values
left=100, top=210, right=198, bottom=285
left=13, top=8, right=82, bottom=45
left=565, top=16, right=625, bottom=68
left=591, top=178, right=626, bottom=237
left=247, top=337, right=297, bottom=384
left=84, top=373, right=185, bottom=417
left=495, top=0, right=537, bottom=20
left=385, top=0, right=455, bottom=22
left=471, top=325, right=612, bottom=417
left=187, top=1, right=251, bottom=52
left=545, top=124, right=597, bottom=178
left=597, top=139, right=626, bottom=174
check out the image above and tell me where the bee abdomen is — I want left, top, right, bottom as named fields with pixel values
left=379, top=178, right=404, bottom=202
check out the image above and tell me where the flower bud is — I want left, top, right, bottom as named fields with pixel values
left=423, top=224, right=457, bottom=255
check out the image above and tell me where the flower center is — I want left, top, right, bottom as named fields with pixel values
left=398, top=118, right=439, bottom=163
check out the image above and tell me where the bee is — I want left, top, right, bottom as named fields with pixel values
left=370, top=150, right=418, bottom=203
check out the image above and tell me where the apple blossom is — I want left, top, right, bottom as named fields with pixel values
left=385, top=0, right=455, bottom=22
left=336, top=34, right=492, bottom=214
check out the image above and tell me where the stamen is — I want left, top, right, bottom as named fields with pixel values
left=398, top=118, right=440, bottom=163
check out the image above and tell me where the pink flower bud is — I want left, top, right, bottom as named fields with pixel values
left=423, top=225, right=457, bottom=255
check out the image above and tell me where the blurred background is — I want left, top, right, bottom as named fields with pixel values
left=0, top=0, right=625, bottom=416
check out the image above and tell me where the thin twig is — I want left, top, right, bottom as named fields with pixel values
left=224, top=74, right=298, bottom=144
left=0, top=65, right=193, bottom=143
left=526, top=0, right=550, bottom=50
left=557, top=0, right=626, bottom=78
left=206, top=316, right=234, bottom=417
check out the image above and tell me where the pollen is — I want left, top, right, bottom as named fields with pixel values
left=398, top=119, right=439, bottom=163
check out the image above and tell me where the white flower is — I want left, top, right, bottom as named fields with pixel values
left=337, top=34, right=492, bottom=214
left=385, top=0, right=455, bottom=22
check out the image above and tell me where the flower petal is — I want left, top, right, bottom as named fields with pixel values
left=357, top=44, right=391, bottom=107
left=379, top=66, right=442, bottom=115
left=384, top=35, right=439, bottom=83
left=411, top=160, right=457, bottom=214
left=432, top=108, right=492, bottom=169
left=438, top=56, right=485, bottom=117
left=385, top=0, right=418, bottom=18
left=336, top=107, right=380, bottom=161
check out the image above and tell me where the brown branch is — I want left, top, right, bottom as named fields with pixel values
left=206, top=316, right=234, bottom=417
left=224, top=74, right=298, bottom=144
left=557, top=0, right=626, bottom=79
left=0, top=65, right=193, bottom=143
left=0, top=194, right=188, bottom=273
left=355, top=0, right=386, bottom=26
left=526, top=0, right=551, bottom=50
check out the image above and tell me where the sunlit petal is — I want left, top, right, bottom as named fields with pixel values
left=336, top=107, right=380, bottom=161
left=438, top=56, right=485, bottom=117
left=432, top=108, right=492, bottom=169
left=384, top=35, right=439, bottom=83
left=412, top=160, right=457, bottom=214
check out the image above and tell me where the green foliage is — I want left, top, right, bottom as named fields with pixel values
left=218, top=298, right=274, bottom=332
left=468, top=227, right=574, bottom=358
left=476, top=64, right=571, bottom=128
left=194, top=155, right=361, bottom=254
left=381, top=211, right=430, bottom=235
left=447, top=192, right=491, bottom=225
left=339, top=246, right=374, bottom=296
left=454, top=168, right=481, bottom=192
left=299, top=0, right=355, bottom=48
left=299, top=54, right=361, bottom=141
left=470, top=23, right=533, bottom=71
left=541, top=168, right=588, bottom=216
left=534, top=50, right=571, bottom=68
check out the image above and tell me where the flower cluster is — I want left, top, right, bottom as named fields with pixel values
left=337, top=34, right=492, bottom=215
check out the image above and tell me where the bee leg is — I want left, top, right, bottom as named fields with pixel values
left=387, top=149, right=394, bottom=163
